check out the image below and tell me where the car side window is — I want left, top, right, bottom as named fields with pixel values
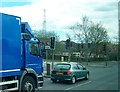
left=77, top=64, right=83, bottom=70
left=72, top=64, right=79, bottom=70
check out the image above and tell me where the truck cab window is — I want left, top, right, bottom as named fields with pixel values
left=29, top=43, right=39, bottom=56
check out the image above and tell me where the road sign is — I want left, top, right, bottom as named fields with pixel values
left=45, top=46, right=50, bottom=50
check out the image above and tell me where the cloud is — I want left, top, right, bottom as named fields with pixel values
left=1, top=0, right=40, bottom=3
left=119, top=1, right=120, bottom=20
left=94, top=2, right=117, bottom=12
left=0, top=0, right=119, bottom=41
left=1, top=2, right=31, bottom=7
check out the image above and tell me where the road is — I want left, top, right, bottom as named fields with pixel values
left=39, top=62, right=118, bottom=91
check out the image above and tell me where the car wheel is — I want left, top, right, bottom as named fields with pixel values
left=71, top=76, right=76, bottom=84
left=52, top=80, right=56, bottom=83
left=85, top=73, right=89, bottom=80
left=21, top=76, right=36, bottom=92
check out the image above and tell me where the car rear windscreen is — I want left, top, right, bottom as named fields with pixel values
left=54, top=64, right=70, bottom=70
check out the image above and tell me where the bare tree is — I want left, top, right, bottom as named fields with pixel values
left=70, top=16, right=90, bottom=43
left=69, top=16, right=109, bottom=62
left=89, top=22, right=108, bottom=59
left=89, top=23, right=108, bottom=44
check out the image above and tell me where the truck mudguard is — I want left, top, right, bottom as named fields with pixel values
left=19, top=68, right=38, bottom=92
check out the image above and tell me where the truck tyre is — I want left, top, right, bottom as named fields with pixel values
left=21, top=76, right=36, bottom=92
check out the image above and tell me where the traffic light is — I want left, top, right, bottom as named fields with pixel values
left=88, top=43, right=91, bottom=48
left=103, top=44, right=106, bottom=50
left=66, top=39, right=70, bottom=49
left=50, top=37, right=55, bottom=49
left=78, top=43, right=80, bottom=51
left=103, top=43, right=107, bottom=54
left=81, top=43, right=84, bottom=48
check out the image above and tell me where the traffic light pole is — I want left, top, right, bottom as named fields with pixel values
left=46, top=50, right=48, bottom=60
left=52, top=50, right=54, bottom=69
left=68, top=45, right=71, bottom=62
left=66, top=38, right=71, bottom=62
left=86, top=43, right=89, bottom=65
left=103, top=43, right=107, bottom=66
left=68, top=38, right=71, bottom=62
left=50, top=37, right=55, bottom=69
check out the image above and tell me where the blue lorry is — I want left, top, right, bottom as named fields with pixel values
left=0, top=13, right=44, bottom=92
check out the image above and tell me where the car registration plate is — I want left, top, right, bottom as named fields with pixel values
left=56, top=72, right=63, bottom=75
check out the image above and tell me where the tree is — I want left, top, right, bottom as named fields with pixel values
left=33, top=30, right=57, bottom=41
left=89, top=22, right=108, bottom=58
left=89, top=23, right=108, bottom=43
left=69, top=16, right=109, bottom=62
left=33, top=30, right=65, bottom=60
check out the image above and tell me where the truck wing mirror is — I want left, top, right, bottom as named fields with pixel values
left=21, top=33, right=31, bottom=40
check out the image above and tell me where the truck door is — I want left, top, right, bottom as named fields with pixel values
left=25, top=40, right=43, bottom=74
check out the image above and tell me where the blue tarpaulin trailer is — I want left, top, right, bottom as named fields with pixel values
left=0, top=13, right=43, bottom=92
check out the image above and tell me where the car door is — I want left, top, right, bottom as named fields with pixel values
left=78, top=64, right=87, bottom=78
left=72, top=64, right=82, bottom=80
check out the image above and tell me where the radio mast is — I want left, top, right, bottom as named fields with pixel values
left=43, top=9, right=47, bottom=36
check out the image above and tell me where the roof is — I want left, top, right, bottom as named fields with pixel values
left=56, top=62, right=79, bottom=65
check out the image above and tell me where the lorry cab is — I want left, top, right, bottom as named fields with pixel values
left=21, top=22, right=43, bottom=75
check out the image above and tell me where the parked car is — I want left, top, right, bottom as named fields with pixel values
left=51, top=62, right=89, bottom=84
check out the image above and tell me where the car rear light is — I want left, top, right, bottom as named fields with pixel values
left=67, top=71, right=72, bottom=75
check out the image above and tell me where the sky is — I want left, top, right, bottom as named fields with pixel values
left=0, top=0, right=119, bottom=42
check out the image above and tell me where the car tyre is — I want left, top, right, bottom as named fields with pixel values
left=71, top=76, right=76, bottom=84
left=85, top=73, right=89, bottom=80
left=52, top=80, right=56, bottom=83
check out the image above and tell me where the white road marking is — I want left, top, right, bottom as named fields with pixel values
left=65, top=81, right=92, bottom=90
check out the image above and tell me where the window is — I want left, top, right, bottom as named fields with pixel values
left=77, top=64, right=83, bottom=70
left=72, top=64, right=79, bottom=70
left=54, top=64, right=70, bottom=70
left=29, top=43, right=39, bottom=56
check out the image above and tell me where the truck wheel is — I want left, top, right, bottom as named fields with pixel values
left=21, top=76, right=36, bottom=92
